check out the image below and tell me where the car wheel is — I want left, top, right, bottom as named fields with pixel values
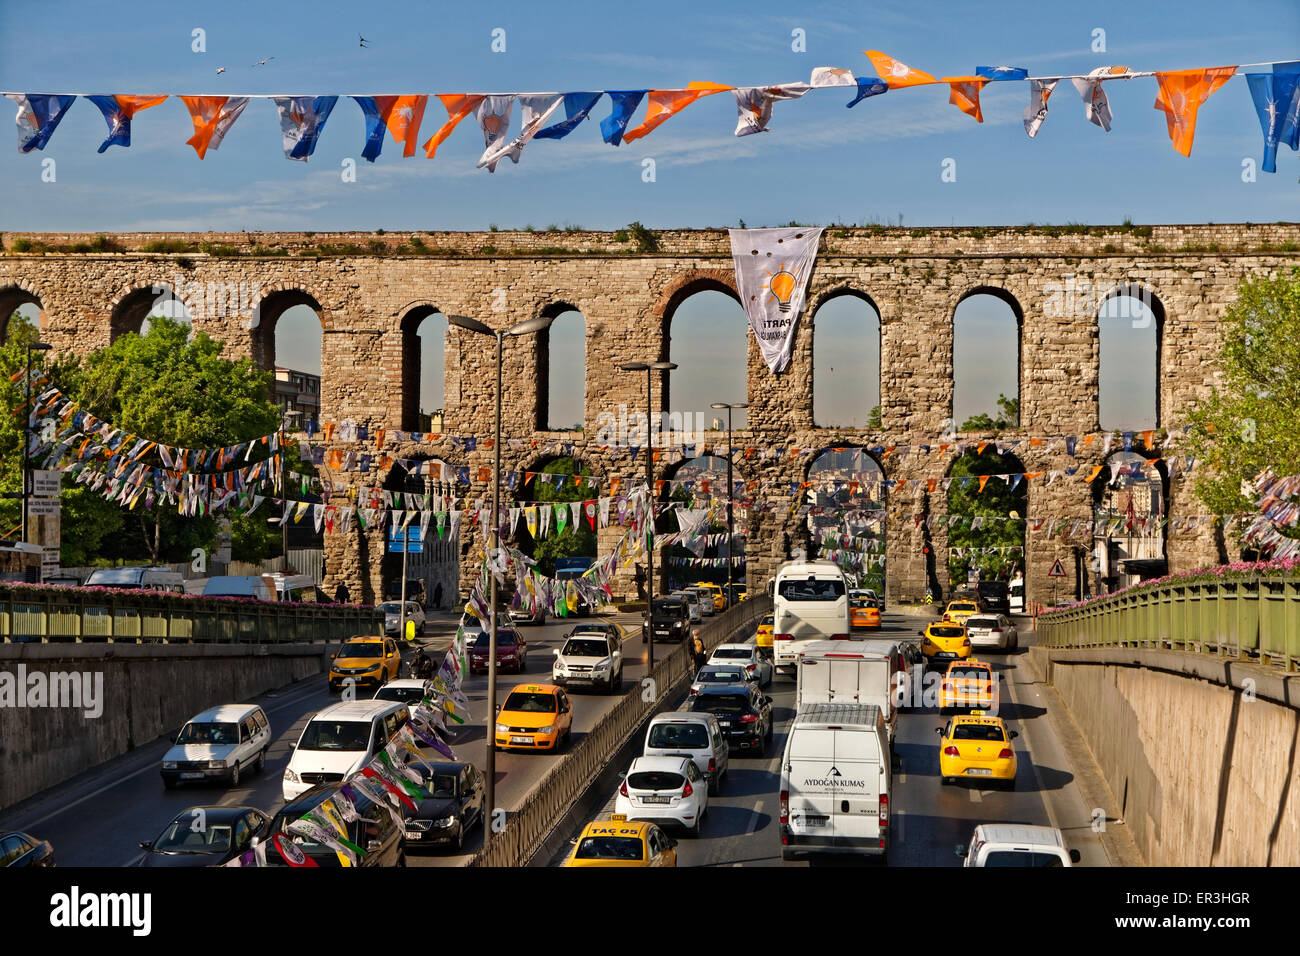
left=229, top=761, right=241, bottom=787
left=615, top=667, right=624, bottom=691
left=396, top=851, right=407, bottom=867
left=940, top=775, right=952, bottom=786
left=1006, top=778, right=1017, bottom=792
left=255, top=749, right=267, bottom=774
left=454, top=824, right=465, bottom=853
left=687, top=816, right=701, bottom=838
left=162, top=776, right=177, bottom=791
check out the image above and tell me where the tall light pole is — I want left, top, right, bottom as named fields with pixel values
left=280, top=409, right=302, bottom=570
left=618, top=360, right=677, bottom=666
left=447, top=312, right=551, bottom=845
left=22, top=341, right=52, bottom=544
left=711, top=402, right=748, bottom=606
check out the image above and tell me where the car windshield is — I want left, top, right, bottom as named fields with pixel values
left=692, top=695, right=747, bottom=715
left=777, top=578, right=845, bottom=601
left=563, top=639, right=608, bottom=658
left=377, top=603, right=402, bottom=613
left=85, top=569, right=144, bottom=586
left=949, top=603, right=978, bottom=612
left=175, top=722, right=239, bottom=745
left=340, top=642, right=383, bottom=658
left=298, top=720, right=373, bottom=751
left=851, top=598, right=872, bottom=608
left=627, top=771, right=686, bottom=791
left=697, top=669, right=743, bottom=684
left=652, top=600, right=684, bottom=616
left=953, top=724, right=1007, bottom=742
left=966, top=617, right=1000, bottom=628
left=950, top=668, right=991, bottom=681
left=762, top=615, right=773, bottom=625
left=711, top=648, right=749, bottom=660
left=374, top=686, right=425, bottom=705
left=502, top=692, right=556, bottom=713
left=930, top=626, right=965, bottom=638
left=429, top=774, right=458, bottom=799
left=983, top=851, right=1064, bottom=867
left=575, top=836, right=643, bottom=861
left=647, top=723, right=708, bottom=748
left=152, top=820, right=233, bottom=853
left=474, top=632, right=517, bottom=647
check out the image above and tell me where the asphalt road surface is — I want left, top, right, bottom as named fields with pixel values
left=557, top=612, right=1111, bottom=867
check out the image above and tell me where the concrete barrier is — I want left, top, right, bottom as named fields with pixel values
left=0, top=642, right=331, bottom=811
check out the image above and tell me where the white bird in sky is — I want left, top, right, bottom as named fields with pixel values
left=252, top=56, right=274, bottom=67
left=215, top=66, right=226, bottom=74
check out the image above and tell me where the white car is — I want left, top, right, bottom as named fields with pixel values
left=671, top=590, right=703, bottom=624
left=707, top=643, right=772, bottom=688
left=552, top=629, right=624, bottom=694
left=689, top=664, right=749, bottom=697
left=956, top=824, right=1080, bottom=867
left=377, top=600, right=426, bottom=637
left=965, top=614, right=1019, bottom=651
left=615, top=756, right=709, bottom=837
left=161, top=704, right=272, bottom=790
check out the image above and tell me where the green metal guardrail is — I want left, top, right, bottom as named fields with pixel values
left=0, top=585, right=384, bottom=644
left=1037, top=576, right=1300, bottom=672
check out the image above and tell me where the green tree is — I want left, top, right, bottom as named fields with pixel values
left=866, top=405, right=882, bottom=429
left=960, top=393, right=1019, bottom=432
left=526, top=457, right=596, bottom=576
left=1188, top=268, right=1300, bottom=520
left=946, top=448, right=1026, bottom=586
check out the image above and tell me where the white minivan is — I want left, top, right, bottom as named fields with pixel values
left=642, top=711, right=729, bottom=796
left=772, top=559, right=851, bottom=674
left=161, top=703, right=272, bottom=789
left=957, top=824, right=1081, bottom=867
left=282, top=699, right=411, bottom=801
left=779, top=702, right=891, bottom=863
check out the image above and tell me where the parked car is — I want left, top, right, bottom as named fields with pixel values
left=201, top=575, right=276, bottom=601
left=161, top=704, right=272, bottom=789
left=264, top=782, right=405, bottom=867
left=615, top=756, right=709, bottom=837
left=688, top=683, right=773, bottom=756
left=137, top=806, right=269, bottom=867
left=404, top=762, right=485, bottom=854
left=377, top=600, right=426, bottom=637
left=0, top=831, right=54, bottom=867
left=469, top=628, right=527, bottom=674
left=84, top=566, right=184, bottom=593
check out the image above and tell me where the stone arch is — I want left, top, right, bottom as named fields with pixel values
left=0, top=283, right=46, bottom=343
left=398, top=301, right=448, bottom=432
left=108, top=282, right=194, bottom=341
left=809, top=288, right=883, bottom=429
left=655, top=272, right=745, bottom=423
left=951, top=285, right=1024, bottom=432
left=509, top=451, right=604, bottom=570
left=804, top=445, right=888, bottom=591
left=944, top=445, right=1028, bottom=594
left=657, top=453, right=748, bottom=591
left=1089, top=448, right=1169, bottom=593
left=378, top=454, right=462, bottom=606
left=1097, top=281, right=1166, bottom=430
left=249, top=285, right=328, bottom=370
left=535, top=301, right=586, bottom=431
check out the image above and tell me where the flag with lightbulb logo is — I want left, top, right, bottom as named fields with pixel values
left=728, top=227, right=825, bottom=374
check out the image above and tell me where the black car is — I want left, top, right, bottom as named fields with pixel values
left=977, top=581, right=1010, bottom=614
left=264, top=782, right=406, bottom=867
left=137, top=806, right=268, bottom=868
left=644, top=597, right=691, bottom=643
left=404, top=761, right=485, bottom=853
left=1, top=830, right=54, bottom=867
left=688, top=684, right=774, bottom=755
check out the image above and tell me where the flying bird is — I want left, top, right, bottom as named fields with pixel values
left=359, top=33, right=369, bottom=48
left=252, top=56, right=274, bottom=67
left=215, top=66, right=226, bottom=74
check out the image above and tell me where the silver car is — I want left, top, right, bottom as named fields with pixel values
left=378, top=601, right=426, bottom=637
left=672, top=590, right=703, bottom=624
left=965, top=614, right=1018, bottom=651
left=706, top=643, right=773, bottom=688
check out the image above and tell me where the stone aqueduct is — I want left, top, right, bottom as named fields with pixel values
left=3, top=224, right=1298, bottom=606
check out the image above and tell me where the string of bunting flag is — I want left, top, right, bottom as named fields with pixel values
left=5, top=53, right=1297, bottom=171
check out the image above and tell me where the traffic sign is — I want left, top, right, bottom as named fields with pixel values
left=387, top=525, right=424, bottom=554
left=33, top=470, right=61, bottom=497
left=1048, top=558, right=1066, bottom=578
left=29, top=498, right=61, bottom=517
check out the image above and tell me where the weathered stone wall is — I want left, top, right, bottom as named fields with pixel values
left=3, top=225, right=1296, bottom=605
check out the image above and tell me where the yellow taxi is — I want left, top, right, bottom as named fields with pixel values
left=849, top=593, right=882, bottom=630
left=327, top=636, right=402, bottom=692
left=563, top=816, right=678, bottom=867
left=942, top=600, right=982, bottom=625
left=936, top=713, right=1019, bottom=789
left=755, top=613, right=774, bottom=657
left=938, top=659, right=999, bottom=713
left=695, top=582, right=727, bottom=612
left=919, top=621, right=972, bottom=664
left=494, top=683, right=573, bottom=752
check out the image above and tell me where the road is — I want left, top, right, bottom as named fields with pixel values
left=556, top=611, right=1111, bottom=867
left=0, top=611, right=648, bottom=867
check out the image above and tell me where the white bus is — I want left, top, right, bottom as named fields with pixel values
left=1009, top=576, right=1025, bottom=614
left=771, top=559, right=850, bottom=674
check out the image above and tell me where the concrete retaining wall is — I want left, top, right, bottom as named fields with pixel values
left=0, top=642, right=330, bottom=811
left=1032, top=646, right=1300, bottom=865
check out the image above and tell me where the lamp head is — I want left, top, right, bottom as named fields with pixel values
left=446, top=314, right=494, bottom=336
left=507, top=315, right=553, bottom=337
left=618, top=362, right=650, bottom=372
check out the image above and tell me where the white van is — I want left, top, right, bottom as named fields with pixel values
left=272, top=572, right=318, bottom=603
left=779, top=702, right=891, bottom=863
left=282, top=699, right=411, bottom=801
left=203, top=575, right=277, bottom=601
left=85, top=566, right=185, bottom=593
left=772, top=559, right=850, bottom=674
left=160, top=703, right=272, bottom=789
left=956, top=824, right=1081, bottom=867
left=1009, top=576, right=1025, bottom=614
left=796, top=640, right=902, bottom=743
left=642, top=711, right=729, bottom=796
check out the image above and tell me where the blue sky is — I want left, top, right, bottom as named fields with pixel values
left=2, top=0, right=1294, bottom=429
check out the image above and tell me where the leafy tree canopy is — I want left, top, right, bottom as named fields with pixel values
left=960, top=394, right=1019, bottom=432
left=946, top=448, right=1026, bottom=586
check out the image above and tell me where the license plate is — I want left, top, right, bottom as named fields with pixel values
left=642, top=796, right=672, bottom=805
left=179, top=772, right=203, bottom=780
left=966, top=768, right=993, bottom=775
left=408, top=832, right=423, bottom=840
left=719, top=721, right=732, bottom=728
left=655, top=631, right=669, bottom=637
left=803, top=815, right=829, bottom=827
left=510, top=735, right=532, bottom=744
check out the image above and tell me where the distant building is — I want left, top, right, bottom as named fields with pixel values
left=415, top=409, right=444, bottom=433
left=273, top=367, right=320, bottom=428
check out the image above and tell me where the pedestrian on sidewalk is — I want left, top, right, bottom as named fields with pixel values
left=691, top=630, right=707, bottom=673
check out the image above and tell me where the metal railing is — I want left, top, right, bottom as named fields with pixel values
left=0, top=585, right=382, bottom=643
left=1037, top=575, right=1300, bottom=672
left=468, top=594, right=772, bottom=868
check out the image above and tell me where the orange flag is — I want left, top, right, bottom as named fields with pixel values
left=1141, top=429, right=1155, bottom=449
left=927, top=479, right=938, bottom=493
left=621, top=82, right=732, bottom=143
left=1087, top=465, right=1104, bottom=483
left=373, top=95, right=428, bottom=158
left=1153, top=67, right=1236, bottom=156
left=945, top=77, right=988, bottom=122
left=180, top=95, right=250, bottom=159
left=978, top=476, right=991, bottom=492
left=865, top=51, right=938, bottom=88
left=424, top=94, right=484, bottom=158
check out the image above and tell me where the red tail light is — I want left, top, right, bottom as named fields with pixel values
left=708, top=758, right=716, bottom=774
left=779, top=789, right=789, bottom=824
left=830, top=633, right=849, bottom=640
left=962, top=638, right=971, bottom=646
left=878, top=793, right=888, bottom=826
left=944, top=746, right=960, bottom=756
left=774, top=634, right=792, bottom=642
left=739, top=713, right=758, bottom=723
left=998, top=748, right=1014, bottom=759
left=619, top=779, right=628, bottom=797
left=990, top=628, right=1002, bottom=634
left=682, top=780, right=693, bottom=797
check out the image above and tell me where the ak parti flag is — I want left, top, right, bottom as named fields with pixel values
left=1153, top=66, right=1237, bottom=156
left=944, top=77, right=988, bottom=122
left=86, top=95, right=166, bottom=152
left=374, top=95, right=427, bottom=157
left=180, top=96, right=249, bottom=159
left=621, top=82, right=732, bottom=143
left=864, top=51, right=938, bottom=88
left=423, top=94, right=484, bottom=158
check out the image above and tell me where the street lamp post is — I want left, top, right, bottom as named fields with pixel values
left=280, top=410, right=302, bottom=570
left=618, top=360, right=677, bottom=666
left=447, top=312, right=551, bottom=847
left=710, top=402, right=748, bottom=606
left=22, top=342, right=53, bottom=544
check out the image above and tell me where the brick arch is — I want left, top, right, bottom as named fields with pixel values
left=248, top=285, right=327, bottom=370
left=0, top=282, right=46, bottom=342
left=803, top=443, right=890, bottom=584
left=808, top=288, right=884, bottom=429
left=535, top=301, right=586, bottom=431
left=654, top=270, right=744, bottom=419
left=657, top=450, right=755, bottom=496
left=511, top=448, right=610, bottom=495
left=950, top=284, right=1026, bottom=431
left=108, top=281, right=196, bottom=341
left=942, top=444, right=1029, bottom=592
left=1095, top=280, right=1166, bottom=429
left=398, top=302, right=448, bottom=432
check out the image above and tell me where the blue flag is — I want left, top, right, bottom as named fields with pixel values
left=6, top=93, right=76, bottom=152
left=1247, top=62, right=1300, bottom=174
left=352, top=96, right=387, bottom=162
left=535, top=92, right=602, bottom=140
left=86, top=95, right=167, bottom=152
left=976, top=66, right=1028, bottom=81
left=274, top=95, right=338, bottom=161
left=600, top=91, right=646, bottom=146
left=846, top=77, right=889, bottom=108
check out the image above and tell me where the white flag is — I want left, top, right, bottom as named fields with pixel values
left=478, top=93, right=563, bottom=169
left=729, top=227, right=825, bottom=373
left=1023, top=79, right=1058, bottom=138
left=732, top=83, right=811, bottom=136
left=808, top=66, right=856, bottom=87
left=475, top=95, right=516, bottom=172
left=1071, top=67, right=1122, bottom=131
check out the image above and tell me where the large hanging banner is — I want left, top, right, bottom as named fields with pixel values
left=729, top=226, right=824, bottom=374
